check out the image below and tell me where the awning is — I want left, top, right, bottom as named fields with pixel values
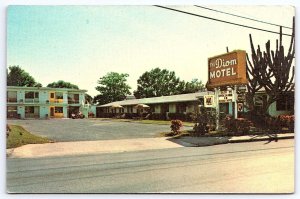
left=134, top=104, right=150, bottom=109
left=110, top=104, right=123, bottom=108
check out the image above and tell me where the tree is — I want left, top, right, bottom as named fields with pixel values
left=182, top=79, right=205, bottom=94
left=47, top=80, right=79, bottom=89
left=246, top=17, right=295, bottom=114
left=94, top=72, right=131, bottom=105
left=7, top=65, right=42, bottom=87
left=85, top=93, right=93, bottom=104
left=133, top=68, right=185, bottom=99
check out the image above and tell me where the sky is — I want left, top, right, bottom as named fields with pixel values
left=7, top=5, right=295, bottom=96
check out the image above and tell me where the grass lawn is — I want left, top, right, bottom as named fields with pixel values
left=7, top=125, right=52, bottom=149
left=90, top=118, right=195, bottom=127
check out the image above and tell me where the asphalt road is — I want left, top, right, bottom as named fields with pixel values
left=7, top=139, right=294, bottom=193
left=7, top=119, right=190, bottom=141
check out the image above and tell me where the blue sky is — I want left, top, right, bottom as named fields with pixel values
left=7, top=5, right=294, bottom=96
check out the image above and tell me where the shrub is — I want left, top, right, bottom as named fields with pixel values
left=168, top=112, right=196, bottom=122
left=150, top=113, right=166, bottom=120
left=193, top=107, right=216, bottom=136
left=168, top=113, right=186, bottom=121
left=170, top=120, right=183, bottom=135
left=224, top=115, right=253, bottom=134
left=124, top=113, right=138, bottom=119
left=277, top=115, right=294, bottom=132
left=264, top=115, right=294, bottom=132
left=186, top=112, right=197, bottom=121
left=97, top=112, right=115, bottom=118
left=193, top=122, right=210, bottom=136
left=88, top=112, right=95, bottom=118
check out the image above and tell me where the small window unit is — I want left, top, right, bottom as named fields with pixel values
left=55, top=107, right=63, bottom=113
left=55, top=92, right=63, bottom=99
left=7, top=91, right=17, bottom=103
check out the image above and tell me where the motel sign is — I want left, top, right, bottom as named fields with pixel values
left=207, top=50, right=248, bottom=89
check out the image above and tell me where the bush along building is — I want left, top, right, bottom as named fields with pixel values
left=7, top=86, right=89, bottom=119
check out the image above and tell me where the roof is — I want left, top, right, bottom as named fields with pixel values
left=7, top=86, right=87, bottom=93
left=98, top=91, right=214, bottom=107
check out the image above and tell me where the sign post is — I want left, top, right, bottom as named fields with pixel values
left=233, top=85, right=238, bottom=119
left=214, top=87, right=220, bottom=130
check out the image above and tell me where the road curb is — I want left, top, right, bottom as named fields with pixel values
left=177, top=134, right=294, bottom=147
left=228, top=135, right=294, bottom=143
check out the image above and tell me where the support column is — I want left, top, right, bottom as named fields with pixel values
left=214, top=87, right=220, bottom=130
left=233, top=85, right=238, bottom=119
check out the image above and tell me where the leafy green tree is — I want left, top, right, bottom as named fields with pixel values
left=47, top=80, right=79, bottom=89
left=133, top=68, right=185, bottom=99
left=7, top=65, right=42, bottom=87
left=94, top=72, right=131, bottom=105
left=182, top=79, right=205, bottom=94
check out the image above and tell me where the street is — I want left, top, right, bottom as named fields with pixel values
left=7, top=139, right=294, bottom=193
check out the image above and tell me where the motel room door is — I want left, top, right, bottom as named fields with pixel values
left=219, top=103, right=229, bottom=121
left=50, top=107, right=54, bottom=117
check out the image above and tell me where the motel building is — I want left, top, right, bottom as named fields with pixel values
left=95, top=90, right=293, bottom=120
left=7, top=86, right=89, bottom=119
left=96, top=92, right=214, bottom=120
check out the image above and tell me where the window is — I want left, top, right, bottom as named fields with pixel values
left=7, top=91, right=17, bottom=102
left=25, top=92, right=34, bottom=98
left=55, top=92, right=63, bottom=99
left=7, top=106, right=18, bottom=118
left=25, top=106, right=40, bottom=118
left=50, top=93, right=55, bottom=98
left=276, top=95, right=294, bottom=111
left=25, top=92, right=39, bottom=102
left=74, top=94, right=79, bottom=100
left=68, top=94, right=79, bottom=104
left=150, top=106, right=155, bottom=113
left=25, top=106, right=34, bottom=113
left=55, top=107, right=63, bottom=113
left=176, top=103, right=186, bottom=113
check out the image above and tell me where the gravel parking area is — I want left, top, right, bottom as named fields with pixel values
left=7, top=119, right=191, bottom=142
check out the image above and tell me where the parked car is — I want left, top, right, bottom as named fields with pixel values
left=71, top=112, right=85, bottom=119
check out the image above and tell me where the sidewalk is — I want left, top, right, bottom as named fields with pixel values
left=7, top=137, right=191, bottom=158
left=7, top=133, right=294, bottom=159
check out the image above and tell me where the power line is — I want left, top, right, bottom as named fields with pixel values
left=194, top=5, right=292, bottom=29
left=153, top=5, right=292, bottom=37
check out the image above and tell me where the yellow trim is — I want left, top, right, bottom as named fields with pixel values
left=49, top=99, right=64, bottom=103
left=49, top=106, right=64, bottom=118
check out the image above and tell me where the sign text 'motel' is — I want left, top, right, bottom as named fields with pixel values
left=207, top=50, right=248, bottom=89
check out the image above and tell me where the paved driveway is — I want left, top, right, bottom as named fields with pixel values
left=7, top=119, right=191, bottom=142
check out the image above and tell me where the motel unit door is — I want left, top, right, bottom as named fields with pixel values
left=50, top=106, right=55, bottom=117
